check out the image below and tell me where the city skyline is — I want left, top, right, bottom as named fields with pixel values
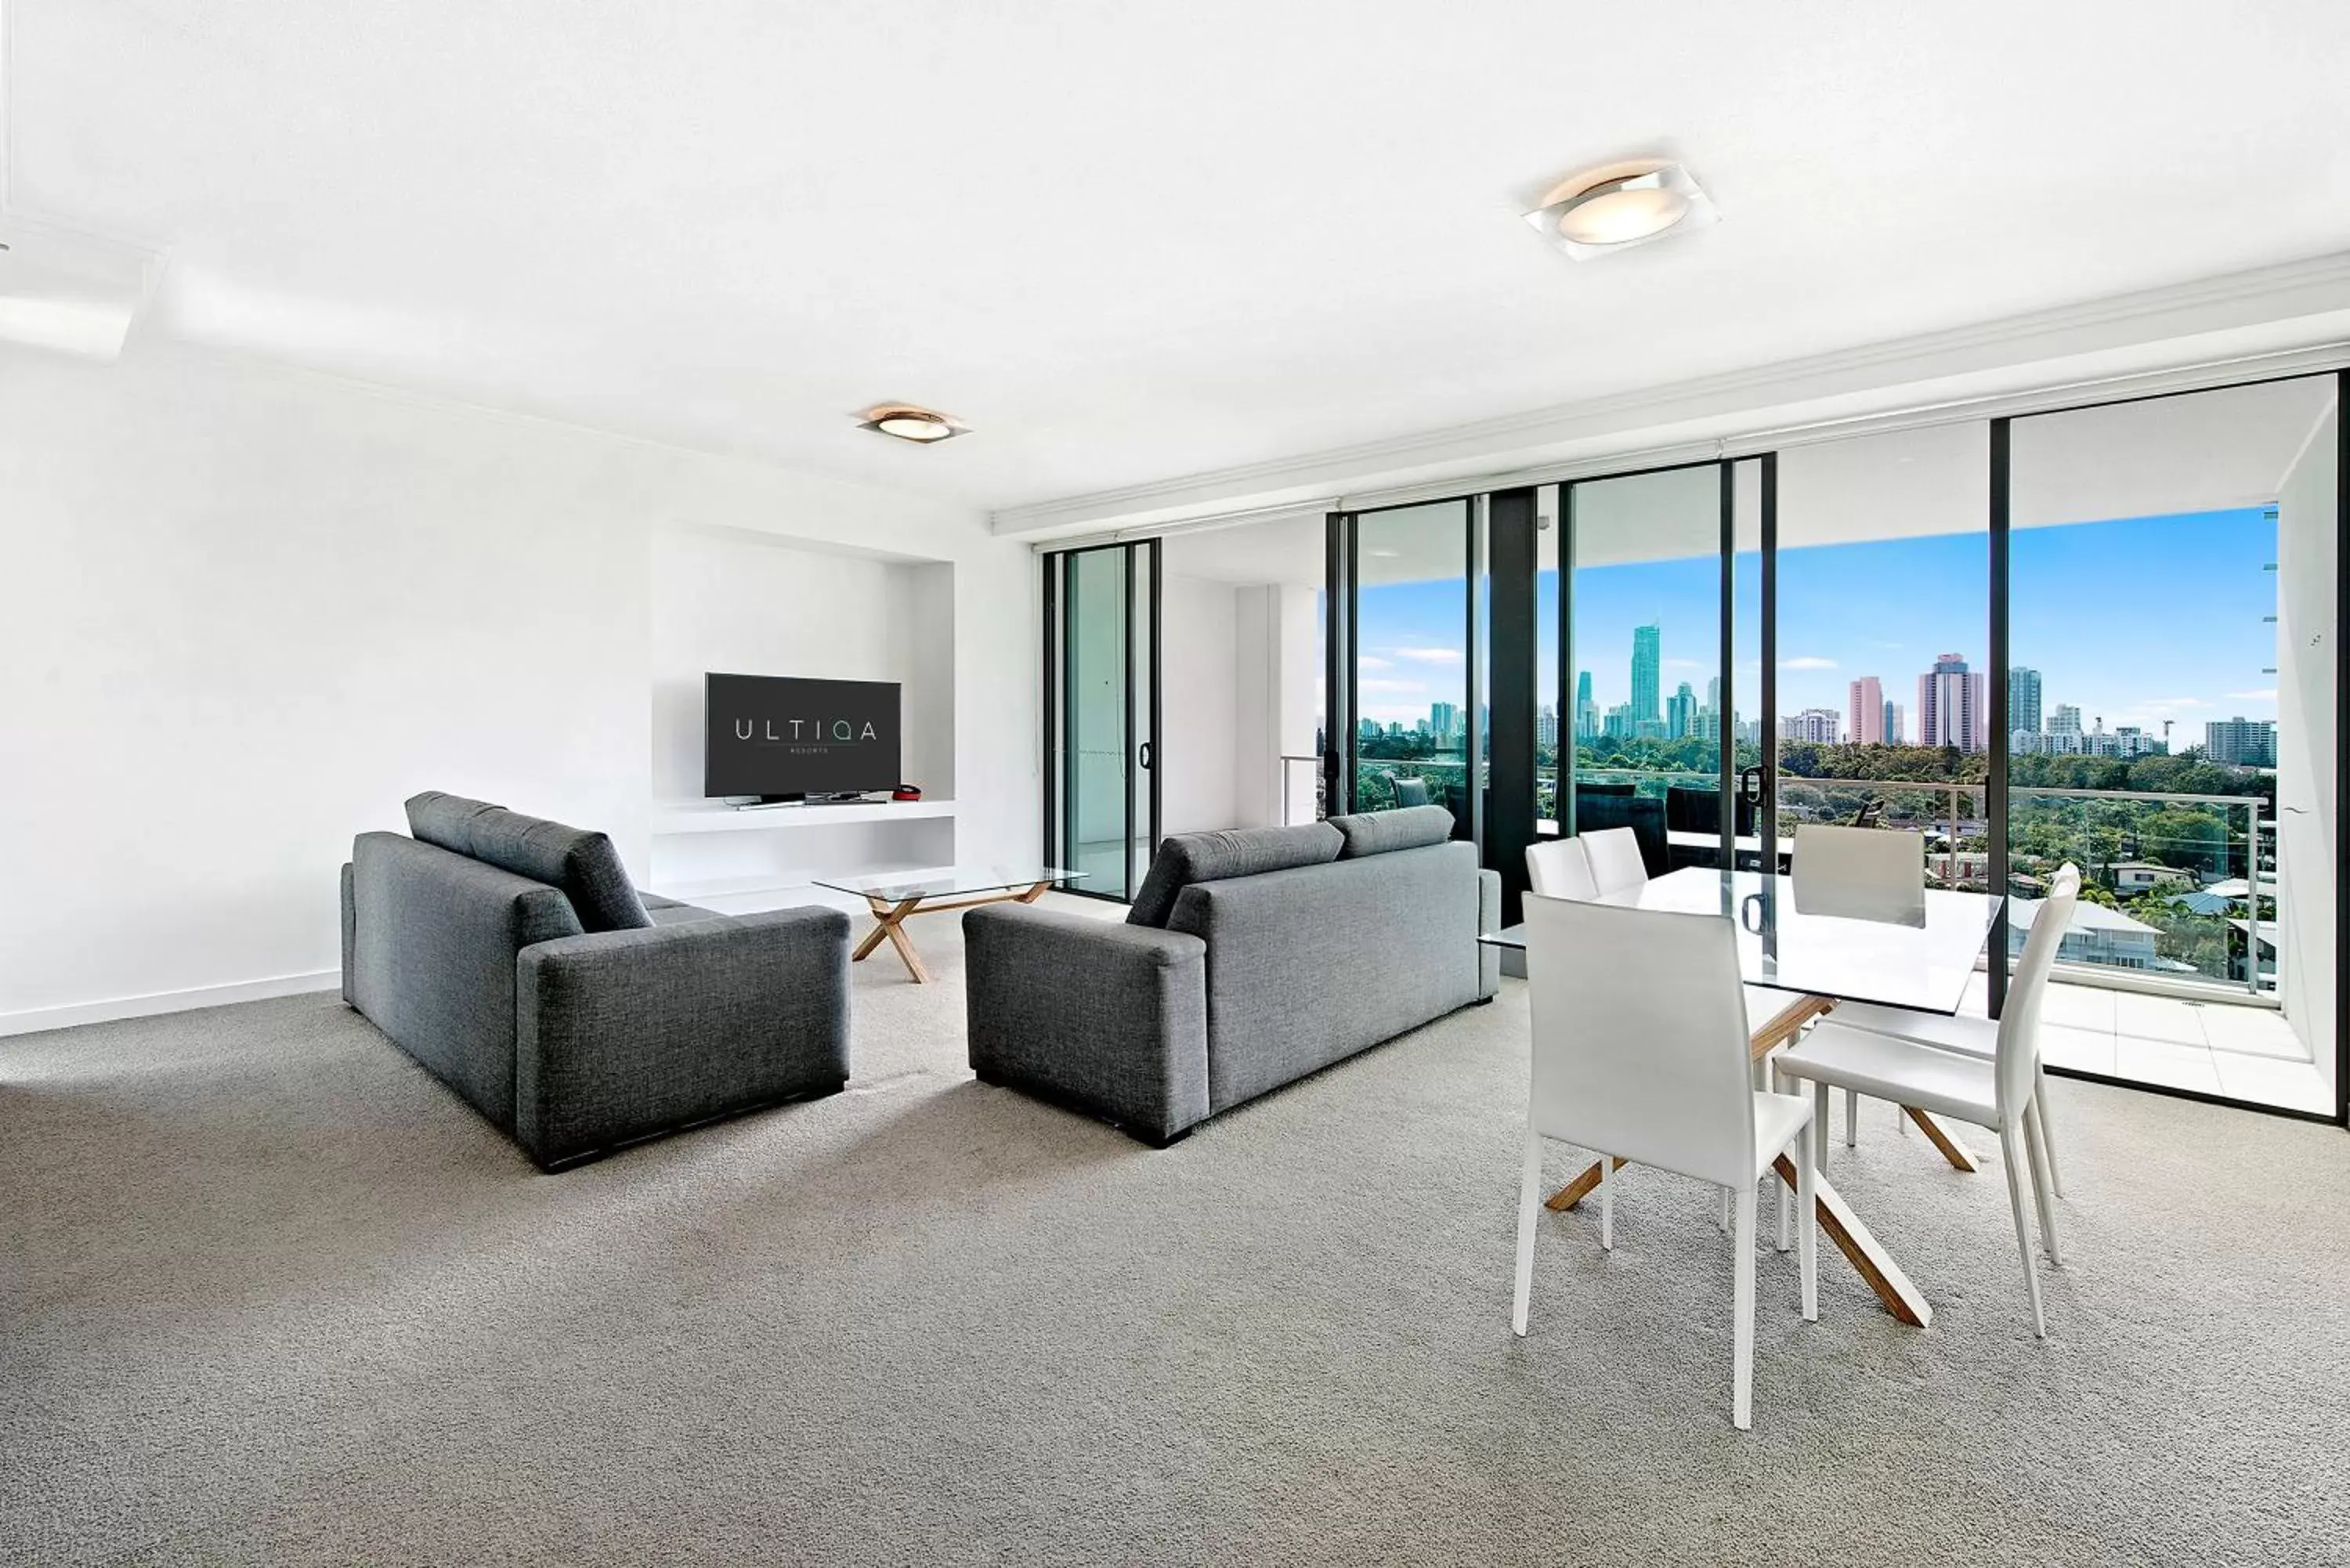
left=1349, top=506, right=2277, bottom=741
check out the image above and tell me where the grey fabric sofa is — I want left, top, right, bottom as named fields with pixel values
left=963, top=806, right=1499, bottom=1144
left=340, top=791, right=851, bottom=1169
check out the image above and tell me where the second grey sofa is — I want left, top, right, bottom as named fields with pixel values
left=342, top=791, right=851, bottom=1169
left=964, top=806, right=1499, bottom=1144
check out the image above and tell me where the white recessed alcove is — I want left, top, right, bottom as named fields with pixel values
left=648, top=522, right=958, bottom=911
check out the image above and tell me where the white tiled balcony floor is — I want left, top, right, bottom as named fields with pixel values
left=1952, top=972, right=2330, bottom=1115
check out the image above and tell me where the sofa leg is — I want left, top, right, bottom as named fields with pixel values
left=1144, top=1125, right=1194, bottom=1149
left=1474, top=994, right=1496, bottom=1006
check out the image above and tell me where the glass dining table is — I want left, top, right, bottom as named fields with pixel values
left=1482, top=866, right=2007, bottom=1328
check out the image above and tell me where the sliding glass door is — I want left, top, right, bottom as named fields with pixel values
left=1042, top=541, right=1159, bottom=901
left=1556, top=463, right=1737, bottom=873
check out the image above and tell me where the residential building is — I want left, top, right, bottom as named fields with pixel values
left=1917, top=653, right=1988, bottom=753
left=1574, top=670, right=1598, bottom=740
left=2008, top=667, right=2043, bottom=736
left=1536, top=704, right=1558, bottom=748
left=2206, top=716, right=2277, bottom=766
left=1601, top=703, right=1636, bottom=741
left=1780, top=707, right=1840, bottom=744
left=2048, top=703, right=2083, bottom=738
left=1848, top=676, right=1885, bottom=745
left=1885, top=702, right=1905, bottom=745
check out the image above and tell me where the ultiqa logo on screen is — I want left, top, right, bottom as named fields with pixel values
left=733, top=717, right=882, bottom=750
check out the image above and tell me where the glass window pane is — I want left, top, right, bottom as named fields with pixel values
left=1354, top=500, right=1470, bottom=829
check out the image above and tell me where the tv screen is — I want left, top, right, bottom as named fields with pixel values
left=704, top=674, right=902, bottom=798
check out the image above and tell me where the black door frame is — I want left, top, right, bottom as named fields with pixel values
left=1038, top=539, right=1161, bottom=903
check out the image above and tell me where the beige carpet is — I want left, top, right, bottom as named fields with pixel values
left=5, top=905, right=2348, bottom=1566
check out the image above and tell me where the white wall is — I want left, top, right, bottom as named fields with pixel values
left=0, top=345, right=1035, bottom=1032
left=2273, top=398, right=2338, bottom=1097
left=1160, top=573, right=1238, bottom=836
left=1233, top=583, right=1323, bottom=827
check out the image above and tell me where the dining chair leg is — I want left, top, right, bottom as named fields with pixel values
left=1511, top=1126, right=1542, bottom=1336
left=1599, top=1156, right=1615, bottom=1252
left=1998, top=1125, right=2048, bottom=1339
left=1793, top=1132, right=1818, bottom=1324
left=1732, top=1186, right=1757, bottom=1431
left=2023, top=1103, right=2062, bottom=1266
left=1768, top=1064, right=1789, bottom=1252
left=1775, top=1170, right=1791, bottom=1253
left=2033, top=1065, right=2066, bottom=1198
left=1844, top=1087, right=1859, bottom=1147
left=1897, top=1104, right=1910, bottom=1135
left=1719, top=1186, right=1732, bottom=1234
left=1813, top=1081, right=1830, bottom=1170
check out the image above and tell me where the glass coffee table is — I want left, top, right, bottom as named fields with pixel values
left=814, top=865, right=1086, bottom=984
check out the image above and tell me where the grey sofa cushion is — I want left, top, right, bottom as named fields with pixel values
left=1126, top=822, right=1344, bottom=927
left=1329, top=804, right=1457, bottom=858
left=404, top=790, right=652, bottom=934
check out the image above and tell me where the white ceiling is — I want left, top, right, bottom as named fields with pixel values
left=8, top=1, right=2350, bottom=513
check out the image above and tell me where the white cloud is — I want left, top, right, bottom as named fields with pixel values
left=1358, top=677, right=1424, bottom=695
left=1664, top=657, right=1703, bottom=670
left=1356, top=654, right=1394, bottom=671
left=1388, top=645, right=1464, bottom=664
left=2136, top=696, right=2210, bottom=710
left=2225, top=689, right=2277, bottom=703
left=1781, top=656, right=1838, bottom=671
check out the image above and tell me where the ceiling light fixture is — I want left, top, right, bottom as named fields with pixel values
left=1522, top=160, right=1716, bottom=262
left=859, top=403, right=967, bottom=443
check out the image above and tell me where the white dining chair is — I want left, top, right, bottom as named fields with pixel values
left=1828, top=864, right=2081, bottom=1198
left=1791, top=823, right=1925, bottom=924
left=1512, top=893, right=1817, bottom=1429
left=1579, top=827, right=1649, bottom=899
left=1525, top=837, right=1600, bottom=901
left=1770, top=865, right=2078, bottom=1336
left=1788, top=823, right=1926, bottom=1143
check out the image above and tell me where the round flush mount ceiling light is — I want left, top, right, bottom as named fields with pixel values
left=1522, top=160, right=1717, bottom=262
left=859, top=403, right=967, bottom=443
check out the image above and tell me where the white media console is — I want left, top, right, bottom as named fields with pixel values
left=646, top=798, right=960, bottom=912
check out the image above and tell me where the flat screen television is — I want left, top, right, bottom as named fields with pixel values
left=704, top=674, right=902, bottom=800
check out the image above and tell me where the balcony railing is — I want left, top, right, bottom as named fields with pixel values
left=1353, top=757, right=2276, bottom=999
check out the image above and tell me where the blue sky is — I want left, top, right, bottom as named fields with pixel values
left=1351, top=508, right=2279, bottom=741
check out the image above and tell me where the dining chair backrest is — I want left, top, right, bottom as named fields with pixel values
left=1525, top=837, right=1600, bottom=901
left=1997, top=863, right=2081, bottom=1115
left=1523, top=893, right=1756, bottom=1190
left=1580, top=827, right=1649, bottom=898
left=1791, top=824, right=1925, bottom=925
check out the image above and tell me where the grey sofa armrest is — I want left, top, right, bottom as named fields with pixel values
left=515, top=905, right=851, bottom=1169
left=963, top=905, right=1209, bottom=1144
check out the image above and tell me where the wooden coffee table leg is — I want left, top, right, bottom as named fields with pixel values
left=1017, top=881, right=1050, bottom=903
left=1774, top=1155, right=1932, bottom=1327
left=1904, top=1107, right=1981, bottom=1172
left=855, top=896, right=927, bottom=981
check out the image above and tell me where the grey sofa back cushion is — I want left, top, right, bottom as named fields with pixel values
left=349, top=832, right=586, bottom=1129
left=1328, top=804, right=1457, bottom=858
left=404, top=790, right=652, bottom=934
left=1126, top=821, right=1344, bottom=927
left=1166, top=839, right=1487, bottom=1111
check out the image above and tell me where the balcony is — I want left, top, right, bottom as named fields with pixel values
left=1352, top=757, right=2322, bottom=1114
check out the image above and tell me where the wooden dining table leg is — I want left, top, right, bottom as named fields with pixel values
left=1773, top=1155, right=1933, bottom=1327
left=1903, top=1107, right=1982, bottom=1172
left=1544, top=1157, right=1629, bottom=1212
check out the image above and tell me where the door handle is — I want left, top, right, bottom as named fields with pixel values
left=1138, top=741, right=1154, bottom=770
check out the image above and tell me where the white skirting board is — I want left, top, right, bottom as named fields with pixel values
left=0, top=970, right=343, bottom=1039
